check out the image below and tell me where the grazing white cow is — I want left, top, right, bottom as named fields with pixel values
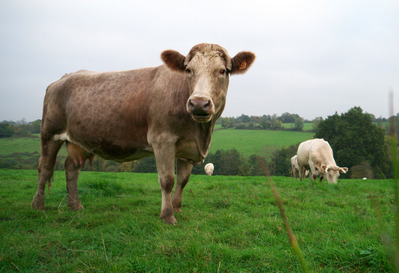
left=291, top=155, right=300, bottom=179
left=291, top=155, right=308, bottom=179
left=204, top=163, right=214, bottom=176
left=297, top=138, right=348, bottom=184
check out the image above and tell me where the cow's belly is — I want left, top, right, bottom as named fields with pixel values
left=55, top=132, right=153, bottom=162
left=92, top=147, right=154, bottom=162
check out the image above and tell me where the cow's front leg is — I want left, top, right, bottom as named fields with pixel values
left=299, top=165, right=305, bottom=181
left=172, top=159, right=193, bottom=213
left=154, top=146, right=177, bottom=224
left=309, top=164, right=318, bottom=181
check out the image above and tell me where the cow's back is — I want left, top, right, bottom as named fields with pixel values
left=297, top=138, right=335, bottom=166
left=41, top=66, right=190, bottom=161
left=297, top=139, right=313, bottom=166
left=309, top=139, right=335, bottom=166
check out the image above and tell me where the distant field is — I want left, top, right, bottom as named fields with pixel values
left=0, top=136, right=68, bottom=156
left=0, top=129, right=314, bottom=158
left=283, top=122, right=313, bottom=131
left=210, top=129, right=314, bottom=156
left=0, top=136, right=41, bottom=155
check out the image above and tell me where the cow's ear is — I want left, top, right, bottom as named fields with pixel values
left=321, top=164, right=327, bottom=172
left=230, top=51, right=256, bottom=75
left=340, top=167, right=348, bottom=173
left=161, top=50, right=186, bottom=72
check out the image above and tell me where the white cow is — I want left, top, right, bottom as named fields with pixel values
left=204, top=163, right=214, bottom=176
left=291, top=155, right=300, bottom=179
left=291, top=155, right=308, bottom=179
left=297, top=138, right=348, bottom=184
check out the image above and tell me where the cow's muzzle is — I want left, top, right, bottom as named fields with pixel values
left=187, top=97, right=214, bottom=122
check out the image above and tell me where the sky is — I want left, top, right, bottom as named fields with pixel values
left=1, top=0, right=398, bottom=122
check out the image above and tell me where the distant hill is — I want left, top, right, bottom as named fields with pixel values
left=209, top=129, right=314, bottom=156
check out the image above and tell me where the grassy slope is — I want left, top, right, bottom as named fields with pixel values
left=0, top=169, right=394, bottom=272
left=0, top=129, right=313, bottom=158
left=210, top=129, right=314, bottom=156
left=0, top=136, right=68, bottom=156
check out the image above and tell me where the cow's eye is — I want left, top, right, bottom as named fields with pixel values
left=219, top=69, right=226, bottom=75
left=185, top=68, right=192, bottom=74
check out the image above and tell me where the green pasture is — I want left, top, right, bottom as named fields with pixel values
left=210, top=129, right=314, bottom=156
left=0, top=169, right=395, bottom=272
left=0, top=129, right=313, bottom=159
left=0, top=135, right=68, bottom=157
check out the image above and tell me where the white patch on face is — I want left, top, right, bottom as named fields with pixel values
left=53, top=132, right=70, bottom=142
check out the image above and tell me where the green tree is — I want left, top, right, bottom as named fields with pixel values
left=280, top=112, right=300, bottom=123
left=229, top=117, right=236, bottom=128
left=312, top=117, right=323, bottom=132
left=273, top=120, right=282, bottom=129
left=294, top=117, right=304, bottom=131
left=30, top=120, right=41, bottom=134
left=133, top=157, right=157, bottom=173
left=0, top=123, right=15, bottom=138
left=221, top=117, right=231, bottom=129
left=315, top=107, right=389, bottom=178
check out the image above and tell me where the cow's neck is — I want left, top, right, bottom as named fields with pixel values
left=195, top=112, right=221, bottom=160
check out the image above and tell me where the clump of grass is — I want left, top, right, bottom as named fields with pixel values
left=80, top=178, right=123, bottom=197
left=257, top=157, right=310, bottom=272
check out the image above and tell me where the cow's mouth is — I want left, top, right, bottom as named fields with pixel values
left=192, top=113, right=212, bottom=123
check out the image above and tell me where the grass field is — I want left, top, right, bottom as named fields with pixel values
left=0, top=129, right=313, bottom=158
left=0, top=135, right=68, bottom=157
left=0, top=169, right=395, bottom=272
left=210, top=129, right=314, bottom=156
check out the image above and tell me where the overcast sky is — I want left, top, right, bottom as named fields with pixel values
left=1, top=0, right=398, bottom=122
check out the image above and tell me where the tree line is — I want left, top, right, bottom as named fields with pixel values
left=0, top=119, right=41, bottom=138
left=0, top=107, right=395, bottom=179
left=219, top=112, right=389, bottom=133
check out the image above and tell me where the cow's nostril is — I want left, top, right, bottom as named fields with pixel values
left=188, top=100, right=195, bottom=111
left=188, top=98, right=213, bottom=117
left=204, top=101, right=211, bottom=110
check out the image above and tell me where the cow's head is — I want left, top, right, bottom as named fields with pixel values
left=161, top=43, right=256, bottom=123
left=321, top=165, right=348, bottom=184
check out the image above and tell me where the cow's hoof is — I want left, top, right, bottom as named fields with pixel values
left=32, top=196, right=45, bottom=211
left=174, top=207, right=182, bottom=213
left=161, top=215, right=177, bottom=225
left=69, top=203, right=84, bottom=211
left=32, top=203, right=45, bottom=211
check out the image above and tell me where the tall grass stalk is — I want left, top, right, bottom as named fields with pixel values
left=389, top=90, right=399, bottom=272
left=257, top=157, right=310, bottom=272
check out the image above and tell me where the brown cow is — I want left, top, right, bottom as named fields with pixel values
left=32, top=43, right=256, bottom=224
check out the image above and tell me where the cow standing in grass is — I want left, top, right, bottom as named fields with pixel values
left=291, top=155, right=308, bottom=179
left=297, top=138, right=348, bottom=184
left=32, top=43, right=256, bottom=224
left=291, top=155, right=300, bottom=179
left=204, top=163, right=214, bottom=176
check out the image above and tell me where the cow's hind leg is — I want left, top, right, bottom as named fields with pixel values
left=65, top=155, right=84, bottom=210
left=64, top=142, right=94, bottom=210
left=32, top=139, right=63, bottom=210
left=172, top=159, right=193, bottom=213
